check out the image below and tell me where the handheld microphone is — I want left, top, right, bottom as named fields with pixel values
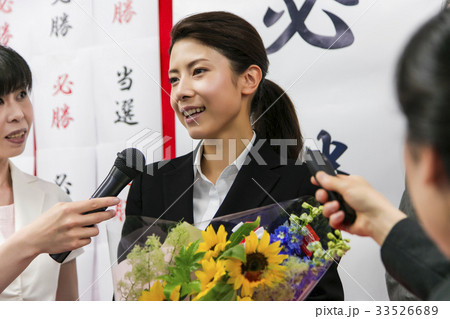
left=304, top=147, right=356, bottom=226
left=50, top=148, right=146, bottom=263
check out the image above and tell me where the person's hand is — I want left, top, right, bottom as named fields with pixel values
left=22, top=197, right=119, bottom=256
left=311, top=172, right=406, bottom=245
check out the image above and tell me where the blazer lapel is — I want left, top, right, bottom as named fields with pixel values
left=214, top=139, right=281, bottom=218
left=162, top=152, right=196, bottom=224
left=9, top=161, right=45, bottom=231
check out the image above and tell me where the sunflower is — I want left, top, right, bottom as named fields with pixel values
left=225, top=230, right=288, bottom=297
left=138, top=280, right=165, bottom=301
left=197, top=224, right=230, bottom=260
left=137, top=281, right=180, bottom=301
left=169, top=285, right=181, bottom=301
left=193, top=258, right=226, bottom=300
left=237, top=295, right=253, bottom=301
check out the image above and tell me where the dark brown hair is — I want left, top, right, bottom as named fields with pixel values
left=169, top=11, right=302, bottom=159
left=397, top=8, right=450, bottom=176
left=0, top=45, right=32, bottom=96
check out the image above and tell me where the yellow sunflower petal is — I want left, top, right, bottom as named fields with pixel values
left=258, top=239, right=280, bottom=256
left=225, top=259, right=242, bottom=277
left=193, top=288, right=209, bottom=301
left=234, top=273, right=245, bottom=290
left=205, top=250, right=216, bottom=260
left=237, top=295, right=253, bottom=301
left=264, top=242, right=282, bottom=255
left=195, top=270, right=207, bottom=283
left=267, top=253, right=288, bottom=265
left=217, top=225, right=228, bottom=243
left=169, top=285, right=181, bottom=301
left=202, top=225, right=216, bottom=247
left=257, top=231, right=270, bottom=252
left=245, top=231, right=258, bottom=254
left=226, top=259, right=245, bottom=290
left=198, top=242, right=209, bottom=252
left=137, top=290, right=152, bottom=301
left=213, top=241, right=229, bottom=256
left=196, top=258, right=227, bottom=292
left=138, top=280, right=165, bottom=301
left=241, top=280, right=253, bottom=297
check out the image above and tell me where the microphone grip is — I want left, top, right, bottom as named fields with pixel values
left=49, top=251, right=71, bottom=264
left=325, top=190, right=356, bottom=226
left=49, top=207, right=108, bottom=263
left=50, top=206, right=109, bottom=263
left=304, top=148, right=356, bottom=226
left=50, top=168, right=129, bottom=263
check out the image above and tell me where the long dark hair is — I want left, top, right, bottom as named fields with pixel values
left=169, top=11, right=302, bottom=159
left=397, top=8, right=450, bottom=177
left=0, top=45, right=32, bottom=96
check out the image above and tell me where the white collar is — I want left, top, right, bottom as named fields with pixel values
left=193, top=131, right=256, bottom=176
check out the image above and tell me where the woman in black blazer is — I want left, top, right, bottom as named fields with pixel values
left=123, top=11, right=344, bottom=300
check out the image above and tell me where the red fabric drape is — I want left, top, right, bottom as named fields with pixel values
left=159, top=0, right=175, bottom=160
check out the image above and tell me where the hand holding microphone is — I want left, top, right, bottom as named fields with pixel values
left=304, top=148, right=356, bottom=225
left=50, top=148, right=146, bottom=263
left=22, top=197, right=119, bottom=257
left=0, top=196, right=120, bottom=294
left=311, top=172, right=406, bottom=245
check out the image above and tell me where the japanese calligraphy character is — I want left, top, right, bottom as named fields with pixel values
left=115, top=199, right=127, bottom=222
left=117, top=66, right=133, bottom=91
left=55, top=173, right=72, bottom=195
left=0, top=0, right=13, bottom=13
left=52, top=104, right=74, bottom=129
left=53, top=74, right=74, bottom=95
left=50, top=12, right=72, bottom=37
left=317, top=129, right=348, bottom=174
left=113, top=0, right=137, bottom=24
left=115, top=99, right=138, bottom=125
left=264, top=0, right=358, bottom=53
left=0, top=22, right=12, bottom=46
left=52, top=0, right=71, bottom=4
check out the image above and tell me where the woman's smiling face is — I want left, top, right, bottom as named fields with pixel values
left=0, top=89, right=33, bottom=161
left=169, top=38, right=251, bottom=140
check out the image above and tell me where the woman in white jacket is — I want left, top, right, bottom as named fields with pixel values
left=0, top=45, right=118, bottom=300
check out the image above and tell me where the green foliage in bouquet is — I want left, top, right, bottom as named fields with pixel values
left=159, top=240, right=205, bottom=300
left=308, top=229, right=351, bottom=267
left=116, top=201, right=351, bottom=301
left=117, top=235, right=166, bottom=301
left=226, top=217, right=260, bottom=248
left=117, top=222, right=198, bottom=300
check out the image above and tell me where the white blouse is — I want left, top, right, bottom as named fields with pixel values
left=0, top=204, right=14, bottom=240
left=193, top=132, right=256, bottom=230
left=0, top=162, right=82, bottom=301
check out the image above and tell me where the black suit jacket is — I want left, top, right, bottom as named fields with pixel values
left=124, top=139, right=344, bottom=300
left=381, top=218, right=450, bottom=301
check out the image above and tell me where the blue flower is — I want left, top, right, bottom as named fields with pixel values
left=271, top=225, right=291, bottom=245
left=286, top=232, right=303, bottom=256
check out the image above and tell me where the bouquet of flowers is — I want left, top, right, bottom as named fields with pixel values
left=107, top=196, right=350, bottom=301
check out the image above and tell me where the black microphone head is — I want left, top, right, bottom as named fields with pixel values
left=115, top=148, right=146, bottom=179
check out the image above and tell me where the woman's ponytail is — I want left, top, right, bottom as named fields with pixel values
left=251, top=79, right=303, bottom=159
